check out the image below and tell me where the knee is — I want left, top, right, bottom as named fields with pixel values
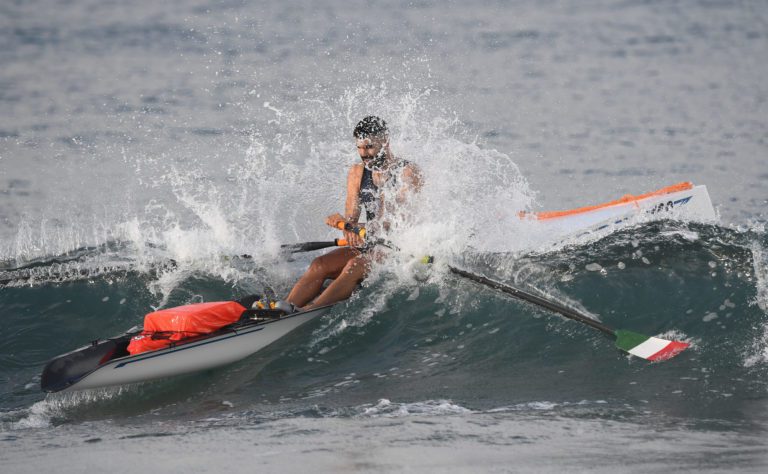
left=307, top=256, right=333, bottom=278
left=307, top=258, right=326, bottom=276
left=343, top=256, right=369, bottom=277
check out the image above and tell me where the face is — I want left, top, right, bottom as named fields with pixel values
left=356, top=136, right=388, bottom=170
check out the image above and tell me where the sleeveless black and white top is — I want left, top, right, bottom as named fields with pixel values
left=358, top=160, right=410, bottom=221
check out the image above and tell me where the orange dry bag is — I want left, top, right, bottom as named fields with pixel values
left=127, top=300, right=247, bottom=355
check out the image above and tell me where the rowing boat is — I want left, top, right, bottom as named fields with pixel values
left=519, top=182, right=716, bottom=242
left=41, top=302, right=331, bottom=393
left=42, top=182, right=706, bottom=392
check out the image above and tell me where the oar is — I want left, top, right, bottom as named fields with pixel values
left=433, top=260, right=689, bottom=361
left=0, top=230, right=360, bottom=287
left=280, top=239, right=349, bottom=254
left=278, top=223, right=367, bottom=254
left=227, top=224, right=368, bottom=260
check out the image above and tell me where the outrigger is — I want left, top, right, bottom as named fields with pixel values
left=518, top=181, right=715, bottom=242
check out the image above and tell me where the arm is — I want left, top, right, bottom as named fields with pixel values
left=326, top=164, right=365, bottom=246
left=345, top=164, right=363, bottom=223
left=381, top=163, right=423, bottom=231
left=395, top=163, right=422, bottom=204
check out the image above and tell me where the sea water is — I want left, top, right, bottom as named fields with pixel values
left=2, top=1, right=767, bottom=471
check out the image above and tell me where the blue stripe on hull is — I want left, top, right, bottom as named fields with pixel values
left=113, top=326, right=265, bottom=369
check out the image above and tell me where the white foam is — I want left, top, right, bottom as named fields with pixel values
left=360, top=398, right=472, bottom=418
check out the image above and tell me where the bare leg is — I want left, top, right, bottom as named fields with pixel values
left=302, top=253, right=371, bottom=310
left=286, top=247, right=360, bottom=307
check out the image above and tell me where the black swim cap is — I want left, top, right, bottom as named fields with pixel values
left=353, top=116, right=388, bottom=139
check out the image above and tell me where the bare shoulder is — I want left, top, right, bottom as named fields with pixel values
left=401, top=161, right=423, bottom=184
left=348, top=163, right=364, bottom=180
left=402, top=161, right=421, bottom=175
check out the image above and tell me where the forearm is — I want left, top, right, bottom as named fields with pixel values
left=344, top=165, right=362, bottom=224
left=345, top=195, right=360, bottom=223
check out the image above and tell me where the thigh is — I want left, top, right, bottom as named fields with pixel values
left=313, top=247, right=361, bottom=278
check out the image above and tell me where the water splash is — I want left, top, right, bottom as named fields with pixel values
left=3, top=385, right=135, bottom=430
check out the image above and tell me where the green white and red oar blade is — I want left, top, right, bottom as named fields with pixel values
left=614, top=330, right=690, bottom=361
left=445, top=265, right=690, bottom=362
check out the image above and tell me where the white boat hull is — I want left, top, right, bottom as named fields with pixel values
left=56, top=306, right=331, bottom=392
left=524, top=183, right=716, bottom=243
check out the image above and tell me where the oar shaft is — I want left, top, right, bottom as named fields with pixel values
left=281, top=239, right=349, bottom=253
left=277, top=221, right=364, bottom=255
left=447, top=265, right=616, bottom=337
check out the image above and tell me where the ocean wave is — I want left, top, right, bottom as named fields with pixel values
left=1, top=219, right=766, bottom=427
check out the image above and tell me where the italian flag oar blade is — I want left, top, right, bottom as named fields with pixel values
left=445, top=265, right=690, bottom=362
left=614, top=330, right=689, bottom=361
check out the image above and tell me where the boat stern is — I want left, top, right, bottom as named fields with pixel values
left=41, top=336, right=131, bottom=393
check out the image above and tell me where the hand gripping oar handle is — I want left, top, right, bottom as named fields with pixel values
left=336, top=221, right=367, bottom=238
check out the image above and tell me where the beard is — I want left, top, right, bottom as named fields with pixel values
left=363, top=149, right=387, bottom=171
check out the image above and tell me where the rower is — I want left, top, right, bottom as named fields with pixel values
left=276, top=116, right=422, bottom=312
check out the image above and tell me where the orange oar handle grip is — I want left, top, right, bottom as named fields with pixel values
left=335, top=221, right=366, bottom=239
left=335, top=238, right=349, bottom=247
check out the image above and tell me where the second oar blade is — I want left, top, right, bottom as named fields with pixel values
left=614, top=330, right=689, bottom=361
left=446, top=265, right=690, bottom=361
